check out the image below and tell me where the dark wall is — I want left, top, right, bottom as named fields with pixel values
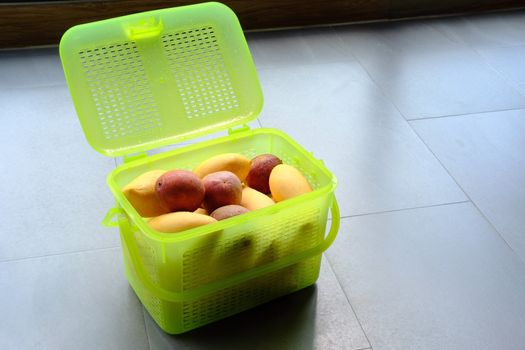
left=1, top=0, right=525, bottom=48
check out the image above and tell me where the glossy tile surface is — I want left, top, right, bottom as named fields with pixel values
left=411, top=109, right=525, bottom=262
left=327, top=203, right=525, bottom=350
left=0, top=86, right=119, bottom=261
left=0, top=47, right=65, bottom=89
left=334, top=20, right=525, bottom=119
left=430, top=10, right=525, bottom=48
left=257, top=62, right=466, bottom=216
left=0, top=248, right=149, bottom=350
left=476, top=45, right=525, bottom=91
left=247, top=27, right=354, bottom=69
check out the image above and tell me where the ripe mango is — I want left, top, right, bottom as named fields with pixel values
left=155, top=170, right=205, bottom=212
left=210, top=233, right=256, bottom=279
left=246, top=154, right=282, bottom=194
left=211, top=205, right=250, bottom=221
left=122, top=170, right=169, bottom=217
left=254, top=239, right=281, bottom=267
left=148, top=212, right=216, bottom=233
left=194, top=207, right=208, bottom=215
left=241, top=186, right=275, bottom=211
left=202, top=171, right=242, bottom=212
left=193, top=153, right=250, bottom=181
left=269, top=164, right=312, bottom=202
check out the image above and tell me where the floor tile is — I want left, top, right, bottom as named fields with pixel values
left=247, top=27, right=354, bottom=70
left=0, top=86, right=119, bottom=261
left=327, top=202, right=525, bottom=350
left=0, top=47, right=65, bottom=89
left=336, top=19, right=466, bottom=54
left=143, top=256, right=370, bottom=350
left=257, top=62, right=466, bottom=216
left=518, top=83, right=525, bottom=95
left=430, top=10, right=525, bottom=48
left=411, top=109, right=525, bottom=262
left=476, top=45, right=525, bottom=88
left=0, top=248, right=149, bottom=350
left=335, top=21, right=525, bottom=119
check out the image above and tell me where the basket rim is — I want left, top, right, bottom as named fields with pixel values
left=107, top=127, right=338, bottom=243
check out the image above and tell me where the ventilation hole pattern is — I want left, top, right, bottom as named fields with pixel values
left=79, top=42, right=163, bottom=140
left=181, top=256, right=321, bottom=330
left=182, top=206, right=322, bottom=291
left=134, top=229, right=160, bottom=285
left=132, top=280, right=164, bottom=327
left=280, top=154, right=321, bottom=190
left=161, top=26, right=239, bottom=119
left=132, top=227, right=164, bottom=324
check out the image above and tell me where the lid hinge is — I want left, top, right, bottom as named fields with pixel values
left=123, top=151, right=148, bottom=164
left=228, top=124, right=251, bottom=135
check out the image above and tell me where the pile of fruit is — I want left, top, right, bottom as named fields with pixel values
left=122, top=153, right=313, bottom=233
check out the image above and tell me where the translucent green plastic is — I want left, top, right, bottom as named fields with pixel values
left=60, top=2, right=263, bottom=157
left=60, top=2, right=340, bottom=335
left=105, top=128, right=339, bottom=334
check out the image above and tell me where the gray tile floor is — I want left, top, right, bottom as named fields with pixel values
left=1, top=9, right=525, bottom=350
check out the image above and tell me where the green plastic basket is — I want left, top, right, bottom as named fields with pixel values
left=60, top=2, right=339, bottom=334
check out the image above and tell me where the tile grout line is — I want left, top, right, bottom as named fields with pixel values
left=332, top=27, right=400, bottom=106
left=332, top=23, right=525, bottom=122
left=323, top=254, right=374, bottom=350
left=339, top=200, right=471, bottom=220
left=141, top=307, right=153, bottom=350
left=253, top=57, right=361, bottom=71
left=470, top=45, right=525, bottom=99
left=428, top=18, right=525, bottom=99
left=406, top=106, right=525, bottom=121
left=249, top=26, right=361, bottom=71
left=326, top=25, right=362, bottom=63
left=331, top=27, right=523, bottom=263
left=428, top=14, right=525, bottom=51
left=1, top=191, right=469, bottom=264
left=427, top=15, right=466, bottom=44
left=0, top=245, right=120, bottom=264
left=408, top=123, right=525, bottom=266
left=0, top=82, right=68, bottom=91
left=334, top=22, right=525, bottom=266
left=331, top=27, right=421, bottom=124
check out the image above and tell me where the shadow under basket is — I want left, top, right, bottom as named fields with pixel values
left=103, top=128, right=339, bottom=334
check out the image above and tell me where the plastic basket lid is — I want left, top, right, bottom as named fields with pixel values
left=60, top=2, right=263, bottom=157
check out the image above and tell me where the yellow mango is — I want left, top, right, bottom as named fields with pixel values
left=210, top=233, right=256, bottom=280
left=254, top=239, right=281, bottom=267
left=194, top=207, right=209, bottom=215
left=241, top=186, right=275, bottom=211
left=193, top=153, right=250, bottom=181
left=269, top=164, right=312, bottom=202
left=122, top=170, right=168, bottom=217
left=148, top=212, right=217, bottom=233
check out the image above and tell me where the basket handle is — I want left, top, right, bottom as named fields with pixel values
left=110, top=196, right=340, bottom=302
left=102, top=207, right=123, bottom=227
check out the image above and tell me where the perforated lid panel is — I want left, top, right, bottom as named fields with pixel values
left=60, top=2, right=263, bottom=156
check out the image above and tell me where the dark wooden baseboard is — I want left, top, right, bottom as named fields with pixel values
left=1, top=0, right=525, bottom=48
